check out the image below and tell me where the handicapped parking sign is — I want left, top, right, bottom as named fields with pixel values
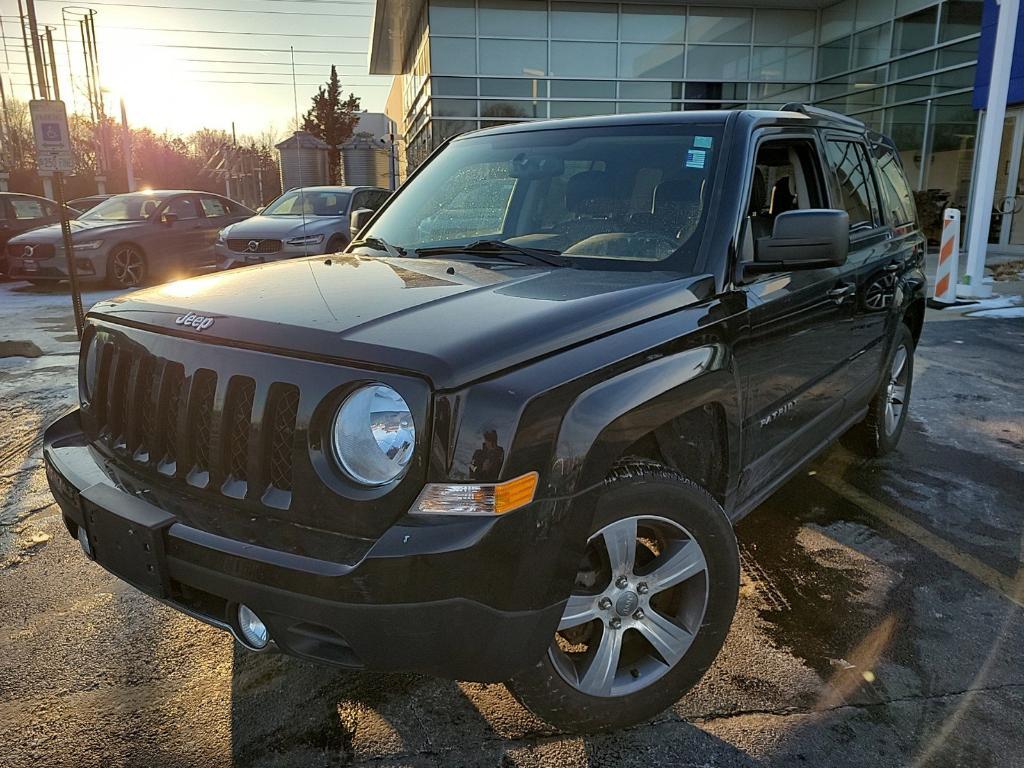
left=29, top=100, right=74, bottom=172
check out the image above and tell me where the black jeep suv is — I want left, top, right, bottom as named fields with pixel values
left=43, top=105, right=925, bottom=732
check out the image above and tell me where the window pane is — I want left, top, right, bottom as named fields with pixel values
left=887, top=103, right=926, bottom=187
left=686, top=45, right=750, bottom=80
left=872, top=141, right=918, bottom=225
left=433, top=76, right=477, bottom=96
left=551, top=2, right=617, bottom=40
left=856, top=0, right=895, bottom=31
left=890, top=74, right=933, bottom=102
left=620, top=4, right=685, bottom=43
left=937, top=38, right=979, bottom=68
left=550, top=79, right=616, bottom=98
left=685, top=82, right=747, bottom=101
left=934, top=65, right=975, bottom=90
left=550, top=41, right=618, bottom=78
left=479, top=0, right=547, bottom=37
left=925, top=93, right=976, bottom=207
left=480, top=78, right=546, bottom=98
left=619, top=43, right=684, bottom=79
left=478, top=39, right=547, bottom=76
left=688, top=9, right=752, bottom=43
left=818, top=37, right=851, bottom=78
left=892, top=6, right=937, bottom=56
left=825, top=141, right=881, bottom=229
left=549, top=101, right=615, bottom=117
left=480, top=99, right=542, bottom=118
left=892, top=50, right=936, bottom=79
left=853, top=23, right=892, bottom=69
left=751, top=47, right=813, bottom=82
left=429, top=0, right=475, bottom=35
left=431, top=37, right=477, bottom=74
left=821, top=0, right=855, bottom=42
left=940, top=0, right=984, bottom=42
left=619, top=81, right=682, bottom=99
left=750, top=82, right=809, bottom=101
left=753, top=10, right=816, bottom=45
left=433, top=98, right=478, bottom=117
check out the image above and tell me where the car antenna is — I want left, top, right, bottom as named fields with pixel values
left=291, top=45, right=308, bottom=249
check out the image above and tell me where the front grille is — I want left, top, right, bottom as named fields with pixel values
left=7, top=242, right=56, bottom=259
left=227, top=238, right=282, bottom=254
left=89, top=344, right=299, bottom=508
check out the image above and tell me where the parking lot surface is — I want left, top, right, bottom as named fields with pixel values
left=1, top=280, right=1021, bottom=768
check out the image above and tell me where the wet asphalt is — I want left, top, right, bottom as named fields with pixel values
left=0, top=281, right=1021, bottom=768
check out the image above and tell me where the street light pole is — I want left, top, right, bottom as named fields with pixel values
left=120, top=96, right=134, bottom=192
left=960, top=0, right=1020, bottom=299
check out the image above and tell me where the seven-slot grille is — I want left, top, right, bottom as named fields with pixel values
left=88, top=340, right=299, bottom=508
left=227, top=238, right=282, bottom=254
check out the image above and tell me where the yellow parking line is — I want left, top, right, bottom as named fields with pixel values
left=815, top=473, right=1024, bottom=609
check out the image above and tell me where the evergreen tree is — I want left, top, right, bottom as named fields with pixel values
left=302, top=66, right=361, bottom=184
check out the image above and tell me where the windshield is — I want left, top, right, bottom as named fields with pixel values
left=263, top=189, right=351, bottom=216
left=81, top=193, right=164, bottom=221
left=363, top=123, right=723, bottom=268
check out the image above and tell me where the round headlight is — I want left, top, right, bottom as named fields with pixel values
left=82, top=333, right=100, bottom=401
left=331, top=385, right=415, bottom=486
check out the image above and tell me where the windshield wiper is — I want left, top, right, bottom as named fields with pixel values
left=415, top=239, right=567, bottom=267
left=349, top=235, right=408, bottom=258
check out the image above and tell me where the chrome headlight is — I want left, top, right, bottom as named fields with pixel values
left=72, top=239, right=104, bottom=251
left=286, top=233, right=325, bottom=246
left=82, top=332, right=100, bottom=401
left=331, top=385, right=415, bottom=486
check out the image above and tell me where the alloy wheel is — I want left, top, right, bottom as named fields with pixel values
left=884, top=345, right=909, bottom=436
left=111, top=247, right=144, bottom=287
left=550, top=515, right=709, bottom=698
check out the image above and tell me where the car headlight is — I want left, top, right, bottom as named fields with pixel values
left=216, top=229, right=228, bottom=244
left=331, top=385, right=415, bottom=486
left=72, top=239, right=104, bottom=251
left=286, top=234, right=325, bottom=246
left=82, top=331, right=100, bottom=401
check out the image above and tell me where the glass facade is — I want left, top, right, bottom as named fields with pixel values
left=396, top=0, right=983, bottom=234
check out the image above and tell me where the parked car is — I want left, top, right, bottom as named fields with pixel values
left=43, top=106, right=925, bottom=733
left=215, top=185, right=390, bottom=269
left=67, top=194, right=112, bottom=213
left=6, top=190, right=253, bottom=288
left=0, top=192, right=80, bottom=279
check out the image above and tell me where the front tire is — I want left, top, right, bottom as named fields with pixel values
left=505, top=460, right=739, bottom=733
left=844, top=323, right=914, bottom=457
left=106, top=245, right=147, bottom=289
left=325, top=234, right=347, bottom=253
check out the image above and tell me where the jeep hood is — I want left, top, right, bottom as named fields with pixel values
left=88, top=255, right=713, bottom=387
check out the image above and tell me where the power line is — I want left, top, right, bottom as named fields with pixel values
left=0, top=17, right=370, bottom=38
left=10, top=77, right=390, bottom=87
left=32, top=0, right=371, bottom=17
left=0, top=35, right=370, bottom=54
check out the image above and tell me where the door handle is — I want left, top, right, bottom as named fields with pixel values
left=827, top=284, right=856, bottom=303
left=884, top=262, right=901, bottom=272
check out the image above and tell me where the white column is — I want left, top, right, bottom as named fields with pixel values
left=960, top=0, right=1020, bottom=298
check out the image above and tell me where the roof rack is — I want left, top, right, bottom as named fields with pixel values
left=780, top=103, right=866, bottom=129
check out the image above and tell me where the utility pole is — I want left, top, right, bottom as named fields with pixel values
left=961, top=0, right=1020, bottom=299
left=45, top=27, right=59, bottom=100
left=17, top=0, right=36, bottom=99
left=25, top=0, right=47, bottom=99
left=120, top=96, right=134, bottom=192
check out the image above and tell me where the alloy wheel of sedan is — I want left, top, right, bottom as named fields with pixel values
left=550, top=515, right=709, bottom=698
left=109, top=246, right=145, bottom=288
left=884, top=344, right=909, bottom=436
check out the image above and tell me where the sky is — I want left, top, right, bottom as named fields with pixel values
left=0, top=0, right=392, bottom=142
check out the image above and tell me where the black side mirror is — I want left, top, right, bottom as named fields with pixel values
left=745, top=209, right=850, bottom=276
left=350, top=208, right=374, bottom=238
left=161, top=212, right=179, bottom=226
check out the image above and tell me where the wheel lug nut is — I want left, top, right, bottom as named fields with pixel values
left=637, top=582, right=649, bottom=595
left=609, top=618, right=622, bottom=629
left=615, top=576, right=629, bottom=589
left=598, top=597, right=612, bottom=611
left=632, top=609, right=645, bottom=620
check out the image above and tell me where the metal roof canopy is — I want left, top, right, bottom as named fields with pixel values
left=369, top=0, right=840, bottom=75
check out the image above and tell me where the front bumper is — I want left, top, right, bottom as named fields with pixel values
left=214, top=242, right=323, bottom=270
left=44, top=409, right=574, bottom=681
left=7, top=252, right=101, bottom=282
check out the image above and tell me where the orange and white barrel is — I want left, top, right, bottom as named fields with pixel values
left=933, top=208, right=960, bottom=305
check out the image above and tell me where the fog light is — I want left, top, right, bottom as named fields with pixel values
left=237, top=604, right=269, bottom=649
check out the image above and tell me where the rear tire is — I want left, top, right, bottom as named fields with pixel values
left=844, top=323, right=914, bottom=457
left=505, top=459, right=738, bottom=733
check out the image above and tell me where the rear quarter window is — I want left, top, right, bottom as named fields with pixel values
left=872, top=143, right=918, bottom=226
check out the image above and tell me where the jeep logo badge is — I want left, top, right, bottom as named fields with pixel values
left=175, top=311, right=215, bottom=332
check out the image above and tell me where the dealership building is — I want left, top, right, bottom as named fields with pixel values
left=371, top=0, right=1022, bottom=252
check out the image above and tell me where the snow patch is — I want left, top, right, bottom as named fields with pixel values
left=967, top=306, right=1024, bottom=319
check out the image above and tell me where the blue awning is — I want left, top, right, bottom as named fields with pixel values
left=973, top=0, right=1024, bottom=109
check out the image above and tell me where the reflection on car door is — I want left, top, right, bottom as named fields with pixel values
left=149, top=195, right=206, bottom=277
left=197, top=195, right=238, bottom=268
left=732, top=132, right=861, bottom=507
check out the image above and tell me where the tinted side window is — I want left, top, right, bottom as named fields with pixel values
left=351, top=191, right=370, bottom=211
left=165, top=196, right=200, bottom=220
left=872, top=143, right=918, bottom=226
left=825, top=140, right=882, bottom=232
left=10, top=197, right=47, bottom=220
left=200, top=196, right=228, bottom=217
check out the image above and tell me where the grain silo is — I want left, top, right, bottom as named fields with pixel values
left=275, top=131, right=332, bottom=191
left=341, top=134, right=392, bottom=188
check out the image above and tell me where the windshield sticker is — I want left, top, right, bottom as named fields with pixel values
left=694, top=135, right=713, bottom=149
left=686, top=149, right=707, bottom=169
